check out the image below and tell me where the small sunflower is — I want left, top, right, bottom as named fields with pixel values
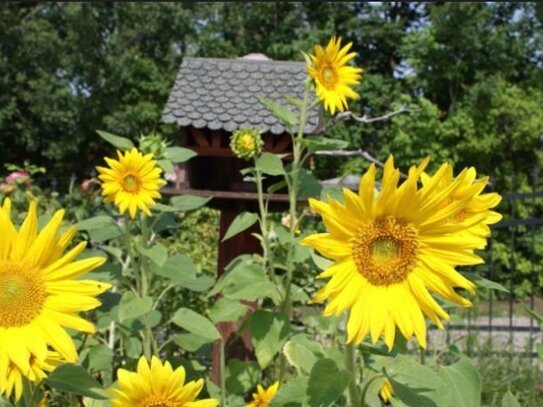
left=0, top=199, right=109, bottom=400
left=0, top=351, right=63, bottom=401
left=246, top=382, right=279, bottom=407
left=307, top=36, right=363, bottom=115
left=109, top=356, right=218, bottom=407
left=96, top=148, right=166, bottom=218
left=379, top=379, right=394, bottom=405
left=230, top=128, right=263, bottom=160
left=302, top=156, right=500, bottom=349
left=421, top=165, right=502, bottom=247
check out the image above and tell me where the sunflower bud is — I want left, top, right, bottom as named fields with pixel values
left=230, top=128, right=263, bottom=160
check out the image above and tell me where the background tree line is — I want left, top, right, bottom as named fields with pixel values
left=1, top=1, right=543, bottom=295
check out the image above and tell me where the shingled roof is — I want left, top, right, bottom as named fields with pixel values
left=162, top=55, right=320, bottom=135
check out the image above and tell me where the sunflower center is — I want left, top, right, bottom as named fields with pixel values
left=0, top=261, right=46, bottom=327
left=238, top=133, right=256, bottom=152
left=141, top=396, right=173, bottom=407
left=352, top=216, right=419, bottom=285
left=122, top=174, right=141, bottom=193
left=321, top=66, right=337, bottom=87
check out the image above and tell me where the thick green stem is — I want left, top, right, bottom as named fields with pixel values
left=254, top=167, right=276, bottom=283
left=345, top=342, right=361, bottom=407
left=139, top=214, right=156, bottom=358
left=282, top=83, right=311, bottom=317
left=419, top=345, right=426, bottom=365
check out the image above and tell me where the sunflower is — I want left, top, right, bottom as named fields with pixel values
left=302, top=156, right=500, bottom=349
left=307, top=36, right=363, bottom=115
left=0, top=351, right=63, bottom=401
left=421, top=165, right=502, bottom=247
left=109, top=356, right=218, bottom=407
left=246, top=382, right=279, bottom=407
left=230, top=128, right=263, bottom=160
left=96, top=148, right=166, bottom=218
left=379, top=379, right=394, bottom=405
left=0, top=199, right=109, bottom=400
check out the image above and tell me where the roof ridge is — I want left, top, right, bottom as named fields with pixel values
left=182, top=56, right=305, bottom=66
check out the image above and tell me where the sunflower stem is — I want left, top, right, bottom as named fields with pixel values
left=345, top=342, right=361, bottom=407
left=419, top=345, right=426, bottom=365
left=139, top=213, right=155, bottom=358
left=282, top=80, right=311, bottom=316
left=254, top=164, right=276, bottom=284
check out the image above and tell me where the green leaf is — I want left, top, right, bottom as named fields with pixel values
left=171, top=195, right=212, bottom=211
left=124, top=337, right=143, bottom=359
left=173, top=333, right=213, bottom=352
left=85, top=344, right=113, bottom=374
left=150, top=254, right=213, bottom=292
left=283, top=340, right=318, bottom=374
left=88, top=224, right=123, bottom=242
left=462, top=272, right=508, bottom=293
left=171, top=308, right=221, bottom=342
left=255, top=152, right=286, bottom=176
left=502, top=390, right=522, bottom=407
left=153, top=203, right=181, bottom=212
left=75, top=215, right=123, bottom=242
left=387, top=355, right=449, bottom=407
left=301, top=137, right=349, bottom=153
left=225, top=359, right=260, bottom=395
left=259, top=98, right=297, bottom=128
left=165, top=146, right=196, bottom=163
left=222, top=212, right=259, bottom=242
left=297, top=169, right=323, bottom=198
left=210, top=298, right=249, bottom=323
left=436, top=356, right=481, bottom=407
left=117, top=294, right=153, bottom=323
left=250, top=310, right=291, bottom=368
left=208, top=260, right=281, bottom=304
left=157, top=159, right=174, bottom=174
left=136, top=242, right=168, bottom=266
left=45, top=364, right=109, bottom=400
left=269, top=376, right=308, bottom=407
left=76, top=215, right=118, bottom=231
left=97, top=130, right=134, bottom=150
left=306, top=358, right=352, bottom=407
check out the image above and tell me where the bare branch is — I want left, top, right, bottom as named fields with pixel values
left=317, top=104, right=417, bottom=134
left=315, top=149, right=408, bottom=179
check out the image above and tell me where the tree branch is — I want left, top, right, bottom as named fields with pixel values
left=315, top=149, right=408, bottom=179
left=317, top=104, right=417, bottom=134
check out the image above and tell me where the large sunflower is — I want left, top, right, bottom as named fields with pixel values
left=0, top=351, right=63, bottom=401
left=109, top=356, right=218, bottom=407
left=307, top=36, right=363, bottom=115
left=246, top=382, right=279, bottom=407
left=421, top=165, right=502, bottom=247
left=96, top=148, right=166, bottom=218
left=0, top=199, right=109, bottom=400
left=302, top=156, right=500, bottom=349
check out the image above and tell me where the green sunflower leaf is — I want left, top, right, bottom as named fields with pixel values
left=97, top=130, right=134, bottom=151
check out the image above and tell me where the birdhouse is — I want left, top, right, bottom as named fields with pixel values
left=161, top=53, right=320, bottom=212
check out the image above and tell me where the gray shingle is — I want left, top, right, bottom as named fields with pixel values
left=162, top=56, right=320, bottom=135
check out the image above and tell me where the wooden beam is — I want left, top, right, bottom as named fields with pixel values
left=272, top=134, right=292, bottom=153
left=190, top=128, right=211, bottom=147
